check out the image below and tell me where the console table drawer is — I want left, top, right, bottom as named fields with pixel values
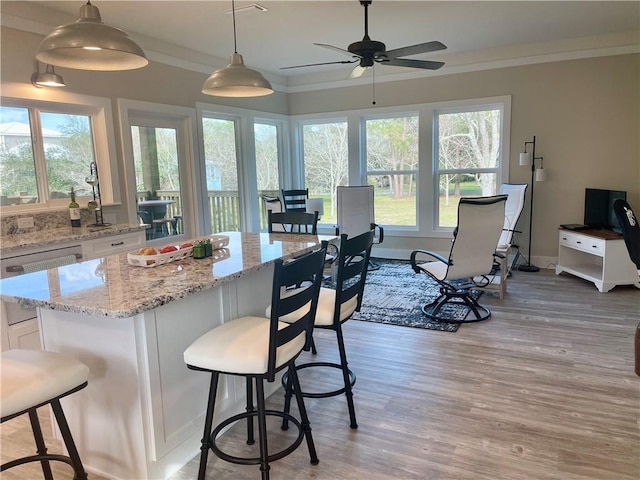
left=559, top=232, right=605, bottom=256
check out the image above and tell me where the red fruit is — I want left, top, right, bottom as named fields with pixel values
left=160, top=245, right=178, bottom=254
left=180, top=242, right=193, bottom=249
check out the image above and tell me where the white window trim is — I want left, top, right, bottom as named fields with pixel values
left=196, top=102, right=290, bottom=233
left=116, top=98, right=198, bottom=234
left=291, top=95, right=511, bottom=238
left=432, top=98, right=511, bottom=233
left=1, top=85, right=120, bottom=213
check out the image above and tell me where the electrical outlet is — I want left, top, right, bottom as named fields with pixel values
left=17, top=217, right=35, bottom=229
left=104, top=213, right=117, bottom=225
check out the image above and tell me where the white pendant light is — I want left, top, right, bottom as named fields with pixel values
left=36, top=1, right=148, bottom=71
left=202, top=0, right=273, bottom=97
left=31, top=63, right=66, bottom=88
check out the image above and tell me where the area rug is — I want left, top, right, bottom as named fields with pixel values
left=348, top=258, right=480, bottom=332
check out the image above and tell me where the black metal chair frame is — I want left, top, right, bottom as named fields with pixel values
left=281, top=230, right=375, bottom=430
left=613, top=198, right=640, bottom=269
left=281, top=188, right=309, bottom=213
left=410, top=195, right=507, bottom=323
left=268, top=210, right=318, bottom=235
left=186, top=243, right=327, bottom=480
left=1, top=382, right=89, bottom=480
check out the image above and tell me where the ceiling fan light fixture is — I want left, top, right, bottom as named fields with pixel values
left=202, top=53, right=273, bottom=97
left=36, top=1, right=148, bottom=71
left=31, top=63, right=66, bottom=87
left=203, top=0, right=273, bottom=98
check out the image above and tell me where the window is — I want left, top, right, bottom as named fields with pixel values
left=0, top=106, right=96, bottom=205
left=434, top=107, right=503, bottom=228
left=255, top=122, right=280, bottom=229
left=301, top=120, right=348, bottom=224
left=0, top=92, right=118, bottom=210
left=365, top=114, right=419, bottom=227
left=201, top=117, right=240, bottom=233
left=131, top=125, right=183, bottom=240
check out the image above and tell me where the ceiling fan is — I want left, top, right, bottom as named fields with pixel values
left=281, top=0, right=446, bottom=78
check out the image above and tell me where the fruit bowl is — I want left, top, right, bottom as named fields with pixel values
left=127, top=244, right=193, bottom=268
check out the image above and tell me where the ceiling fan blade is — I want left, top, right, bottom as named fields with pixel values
left=383, top=58, right=445, bottom=70
left=383, top=41, right=447, bottom=59
left=314, top=43, right=362, bottom=59
left=280, top=59, right=359, bottom=70
left=349, top=65, right=368, bottom=78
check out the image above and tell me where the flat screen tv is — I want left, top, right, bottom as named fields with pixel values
left=583, top=188, right=627, bottom=231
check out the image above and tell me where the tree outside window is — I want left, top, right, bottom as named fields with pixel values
left=302, top=121, right=348, bottom=224
left=435, top=108, right=502, bottom=227
left=202, top=117, right=240, bottom=232
left=0, top=106, right=96, bottom=205
left=365, top=115, right=419, bottom=227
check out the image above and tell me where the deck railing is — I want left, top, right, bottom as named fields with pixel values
left=137, top=190, right=280, bottom=233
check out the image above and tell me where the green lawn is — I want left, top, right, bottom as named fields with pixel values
left=320, top=194, right=464, bottom=228
left=318, top=182, right=481, bottom=228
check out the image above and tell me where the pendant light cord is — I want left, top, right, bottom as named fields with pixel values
left=231, top=0, right=238, bottom=53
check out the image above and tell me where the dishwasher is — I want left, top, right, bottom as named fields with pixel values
left=1, top=244, right=83, bottom=351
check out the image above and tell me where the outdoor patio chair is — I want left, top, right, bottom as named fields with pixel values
left=281, top=189, right=309, bottom=213
left=336, top=185, right=384, bottom=270
left=410, top=195, right=507, bottom=323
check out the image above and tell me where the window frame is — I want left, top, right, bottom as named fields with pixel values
left=362, top=111, right=421, bottom=230
left=0, top=87, right=120, bottom=213
left=291, top=95, right=511, bottom=238
left=196, top=102, right=290, bottom=233
left=432, top=101, right=510, bottom=232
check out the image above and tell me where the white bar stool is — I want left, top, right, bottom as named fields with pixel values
left=184, top=242, right=327, bottom=480
left=1, top=349, right=89, bottom=479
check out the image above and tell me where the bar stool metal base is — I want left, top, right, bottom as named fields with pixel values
left=282, top=362, right=356, bottom=399
left=1, top=387, right=88, bottom=480
left=210, top=409, right=310, bottom=465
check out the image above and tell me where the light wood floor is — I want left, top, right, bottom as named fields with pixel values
left=2, top=269, right=639, bottom=480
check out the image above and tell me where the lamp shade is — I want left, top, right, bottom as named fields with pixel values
left=519, top=152, right=531, bottom=166
left=31, top=64, right=65, bottom=87
left=202, top=53, right=273, bottom=97
left=36, top=2, right=148, bottom=71
left=305, top=198, right=324, bottom=217
left=535, top=167, right=547, bottom=182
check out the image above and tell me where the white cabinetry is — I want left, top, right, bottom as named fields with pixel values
left=1, top=301, right=40, bottom=350
left=82, top=230, right=145, bottom=259
left=1, top=230, right=146, bottom=352
left=555, top=229, right=640, bottom=292
left=37, top=264, right=278, bottom=480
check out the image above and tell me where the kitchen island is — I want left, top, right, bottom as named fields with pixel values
left=0, top=232, right=334, bottom=480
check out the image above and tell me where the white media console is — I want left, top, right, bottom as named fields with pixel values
left=555, top=228, right=640, bottom=293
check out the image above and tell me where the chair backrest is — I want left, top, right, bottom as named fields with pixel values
left=281, top=189, right=309, bottom=212
left=267, top=242, right=327, bottom=381
left=337, top=186, right=376, bottom=238
left=446, top=195, right=507, bottom=280
left=613, top=199, right=640, bottom=269
left=333, top=230, right=375, bottom=321
left=138, top=210, right=152, bottom=225
left=268, top=210, right=319, bottom=235
left=497, top=183, right=527, bottom=248
left=262, top=195, right=283, bottom=231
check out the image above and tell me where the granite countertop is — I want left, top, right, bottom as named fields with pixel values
left=0, top=223, right=147, bottom=256
left=0, top=232, right=334, bottom=319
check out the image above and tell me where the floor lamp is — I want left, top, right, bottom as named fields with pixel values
left=518, top=136, right=545, bottom=272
